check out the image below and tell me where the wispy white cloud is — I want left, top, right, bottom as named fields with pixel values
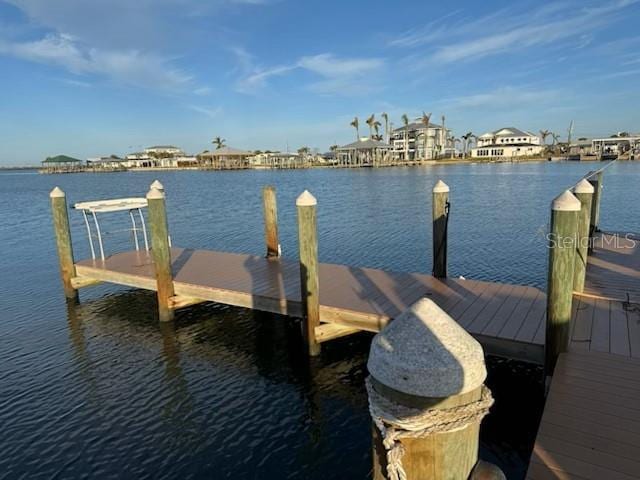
left=193, top=86, right=213, bottom=95
left=233, top=50, right=384, bottom=95
left=186, top=105, right=223, bottom=118
left=56, top=77, right=92, bottom=88
left=0, top=33, right=193, bottom=90
left=394, top=0, right=639, bottom=66
left=440, top=86, right=560, bottom=109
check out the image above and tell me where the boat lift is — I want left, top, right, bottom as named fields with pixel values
left=74, top=198, right=150, bottom=261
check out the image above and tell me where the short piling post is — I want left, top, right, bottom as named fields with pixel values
left=296, top=190, right=320, bottom=356
left=262, top=185, right=280, bottom=257
left=546, top=190, right=581, bottom=375
left=50, top=187, right=78, bottom=301
left=572, top=179, right=594, bottom=293
left=150, top=179, right=164, bottom=193
left=367, top=298, right=501, bottom=480
left=147, top=187, right=175, bottom=322
left=432, top=180, right=450, bottom=278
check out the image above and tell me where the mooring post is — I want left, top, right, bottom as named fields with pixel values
left=432, top=180, right=449, bottom=278
left=50, top=187, right=79, bottom=301
left=262, top=185, right=280, bottom=258
left=367, top=298, right=502, bottom=480
left=572, top=179, right=594, bottom=293
left=588, top=171, right=603, bottom=238
left=150, top=179, right=164, bottom=193
left=146, top=187, right=175, bottom=322
left=296, top=190, right=320, bottom=356
left=546, top=190, right=580, bottom=375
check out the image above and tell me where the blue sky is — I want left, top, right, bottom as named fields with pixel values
left=1, top=0, right=639, bottom=165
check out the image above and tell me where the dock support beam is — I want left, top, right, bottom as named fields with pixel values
left=147, top=186, right=175, bottom=322
left=546, top=190, right=580, bottom=375
left=296, top=190, right=320, bottom=356
left=572, top=179, right=594, bottom=293
left=368, top=299, right=502, bottom=480
left=262, top=185, right=280, bottom=258
left=588, top=171, right=603, bottom=238
left=432, top=180, right=449, bottom=278
left=50, top=187, right=78, bottom=301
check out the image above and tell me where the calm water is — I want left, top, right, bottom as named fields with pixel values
left=1, top=162, right=638, bottom=479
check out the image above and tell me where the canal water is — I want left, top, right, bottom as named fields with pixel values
left=1, top=162, right=638, bottom=479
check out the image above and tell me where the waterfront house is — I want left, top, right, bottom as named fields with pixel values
left=197, top=147, right=253, bottom=169
left=591, top=134, right=640, bottom=159
left=391, top=120, right=451, bottom=161
left=124, top=151, right=157, bottom=168
left=471, top=127, right=543, bottom=159
left=87, top=155, right=128, bottom=171
left=336, top=138, right=393, bottom=166
left=249, top=151, right=310, bottom=169
left=144, top=145, right=184, bottom=157
left=40, top=154, right=84, bottom=173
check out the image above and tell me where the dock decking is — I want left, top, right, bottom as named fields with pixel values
left=529, top=230, right=640, bottom=479
left=75, top=248, right=547, bottom=363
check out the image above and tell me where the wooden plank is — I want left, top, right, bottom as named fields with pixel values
left=499, top=288, right=541, bottom=340
left=570, top=296, right=595, bottom=351
left=315, top=323, right=361, bottom=343
left=590, top=298, right=611, bottom=353
left=627, top=304, right=640, bottom=359
left=70, top=275, right=102, bottom=289
left=464, top=283, right=514, bottom=332
left=515, top=292, right=546, bottom=344
left=482, top=284, right=533, bottom=337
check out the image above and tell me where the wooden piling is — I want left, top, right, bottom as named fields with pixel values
left=368, top=299, right=501, bottom=480
left=50, top=187, right=78, bottom=301
left=588, top=171, right=603, bottom=237
left=262, top=185, right=280, bottom=258
left=432, top=180, right=449, bottom=278
left=546, top=190, right=580, bottom=375
left=296, top=190, right=320, bottom=356
left=572, top=179, right=594, bottom=293
left=147, top=187, right=175, bottom=322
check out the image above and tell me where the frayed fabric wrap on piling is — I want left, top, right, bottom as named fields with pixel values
left=367, top=378, right=494, bottom=480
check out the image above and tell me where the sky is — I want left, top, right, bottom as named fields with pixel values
left=0, top=0, right=639, bottom=165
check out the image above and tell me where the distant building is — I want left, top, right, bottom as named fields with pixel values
left=391, top=120, right=451, bottom=161
left=124, top=152, right=156, bottom=168
left=144, top=145, right=184, bottom=156
left=123, top=145, right=193, bottom=168
left=336, top=138, right=393, bottom=166
left=471, top=127, right=543, bottom=158
left=591, top=135, right=640, bottom=157
left=40, top=154, right=84, bottom=173
left=87, top=155, right=127, bottom=170
left=197, top=147, right=253, bottom=169
left=249, top=151, right=310, bottom=169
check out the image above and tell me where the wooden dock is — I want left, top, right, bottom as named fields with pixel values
left=75, top=248, right=547, bottom=363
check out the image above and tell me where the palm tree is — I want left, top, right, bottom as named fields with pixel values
left=297, top=146, right=310, bottom=156
left=401, top=114, right=410, bottom=161
left=381, top=112, right=389, bottom=143
left=551, top=132, right=560, bottom=145
left=212, top=136, right=226, bottom=150
left=373, top=120, right=382, bottom=141
left=421, top=111, right=432, bottom=160
left=461, top=132, right=474, bottom=158
left=350, top=117, right=360, bottom=140
left=365, top=114, right=376, bottom=138
left=539, top=130, right=551, bottom=145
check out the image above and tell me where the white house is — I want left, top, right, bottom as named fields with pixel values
left=144, top=145, right=184, bottom=156
left=471, top=127, right=543, bottom=158
left=391, top=120, right=451, bottom=160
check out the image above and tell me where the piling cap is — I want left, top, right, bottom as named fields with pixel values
left=296, top=190, right=317, bottom=206
left=146, top=187, right=165, bottom=200
left=150, top=180, right=164, bottom=191
left=368, top=298, right=487, bottom=398
left=573, top=178, right=594, bottom=194
left=50, top=186, right=65, bottom=198
left=433, top=180, right=450, bottom=193
left=551, top=190, right=581, bottom=211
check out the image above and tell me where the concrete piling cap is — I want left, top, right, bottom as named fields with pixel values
left=573, top=178, right=594, bottom=194
left=146, top=187, right=165, bottom=200
left=551, top=190, right=581, bottom=211
left=50, top=186, right=65, bottom=198
left=150, top=180, right=164, bottom=191
left=433, top=180, right=450, bottom=193
left=368, top=298, right=487, bottom=398
left=296, top=190, right=317, bottom=206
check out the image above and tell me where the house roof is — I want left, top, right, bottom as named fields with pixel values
left=146, top=145, right=179, bottom=150
left=338, top=138, right=392, bottom=150
left=200, top=147, right=253, bottom=156
left=480, top=127, right=535, bottom=138
left=42, top=155, right=82, bottom=163
left=392, top=122, right=442, bottom=133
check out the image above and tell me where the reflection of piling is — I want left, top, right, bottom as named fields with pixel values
left=50, top=187, right=79, bottom=301
left=546, top=190, right=580, bottom=375
left=147, top=187, right=175, bottom=322
left=572, top=179, right=594, bottom=293
left=367, top=298, right=500, bottom=479
left=432, top=180, right=449, bottom=278
left=262, top=186, right=280, bottom=258
left=296, top=190, right=320, bottom=356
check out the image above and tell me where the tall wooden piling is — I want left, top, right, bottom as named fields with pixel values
left=588, top=171, right=603, bottom=236
left=432, top=180, right=449, bottom=278
left=147, top=187, right=175, bottom=322
left=572, top=179, right=594, bottom=293
left=50, top=187, right=78, bottom=301
left=368, top=299, right=501, bottom=480
left=296, top=190, right=320, bottom=356
left=546, top=190, right=580, bottom=375
left=262, top=185, right=280, bottom=258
